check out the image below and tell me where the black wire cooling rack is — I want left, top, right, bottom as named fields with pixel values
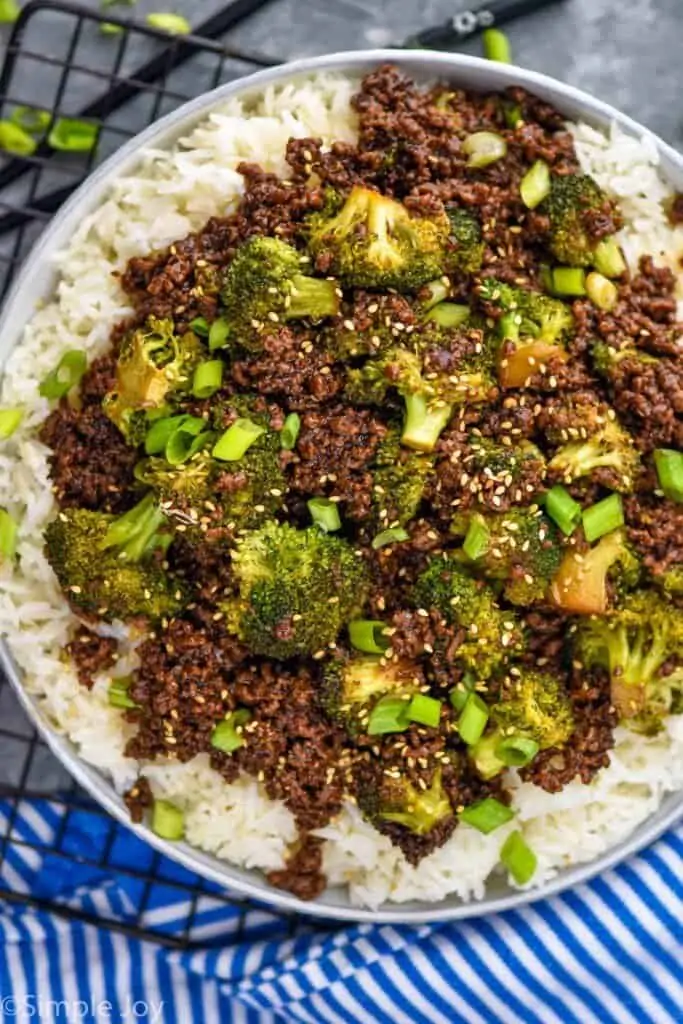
left=0, top=0, right=339, bottom=950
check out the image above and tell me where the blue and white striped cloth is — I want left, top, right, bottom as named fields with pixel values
left=0, top=798, right=680, bottom=1023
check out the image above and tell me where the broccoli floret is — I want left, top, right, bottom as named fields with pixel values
left=413, top=555, right=525, bottom=678
left=654, top=565, right=683, bottom=599
left=591, top=340, right=659, bottom=379
left=575, top=591, right=683, bottom=734
left=446, top=207, right=484, bottom=274
left=548, top=418, right=640, bottom=492
left=218, top=236, right=340, bottom=354
left=550, top=528, right=639, bottom=615
left=358, top=766, right=453, bottom=836
left=471, top=670, right=574, bottom=778
left=306, top=186, right=451, bottom=292
left=455, top=509, right=563, bottom=606
left=320, top=656, right=421, bottom=735
left=371, top=430, right=433, bottom=528
left=103, top=319, right=204, bottom=443
left=224, top=521, right=368, bottom=658
left=465, top=436, right=546, bottom=488
left=45, top=494, right=184, bottom=621
left=541, top=173, right=622, bottom=269
left=478, top=278, right=574, bottom=388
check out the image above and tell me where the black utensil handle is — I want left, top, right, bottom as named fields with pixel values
left=407, top=0, right=567, bottom=47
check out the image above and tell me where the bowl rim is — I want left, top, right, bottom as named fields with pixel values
left=2, top=47, right=682, bottom=924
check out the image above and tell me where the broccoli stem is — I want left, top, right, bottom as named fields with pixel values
left=401, top=393, right=452, bottom=453
left=287, top=274, right=340, bottom=321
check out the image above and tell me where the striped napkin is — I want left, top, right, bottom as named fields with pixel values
left=0, top=798, right=680, bottom=1023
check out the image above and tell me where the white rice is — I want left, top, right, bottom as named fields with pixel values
left=0, top=73, right=681, bottom=909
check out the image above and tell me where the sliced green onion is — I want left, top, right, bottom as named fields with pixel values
left=48, top=118, right=98, bottom=153
left=348, top=619, right=390, bottom=655
left=101, top=493, right=162, bottom=552
left=100, top=21, right=124, bottom=34
left=190, top=316, right=209, bottom=337
left=0, top=0, right=19, bottom=24
left=585, top=271, right=618, bottom=311
left=367, top=695, right=411, bottom=736
left=0, top=408, right=23, bottom=438
left=146, top=12, right=191, bottom=34
left=407, top=693, right=442, bottom=728
left=151, top=799, right=184, bottom=841
left=108, top=677, right=138, bottom=709
left=520, top=160, right=551, bottom=209
left=165, top=422, right=210, bottom=466
left=482, top=27, right=511, bottom=63
left=211, top=709, right=251, bottom=754
left=192, top=359, right=223, bottom=399
left=308, top=497, right=341, bottom=533
left=495, top=735, right=540, bottom=768
left=500, top=829, right=537, bottom=884
left=212, top=417, right=264, bottom=461
left=372, top=526, right=409, bottom=550
left=12, top=107, right=50, bottom=134
left=0, top=509, right=18, bottom=560
left=460, top=797, right=514, bottom=834
left=582, top=493, right=624, bottom=543
left=593, top=237, right=626, bottom=278
left=0, top=121, right=36, bottom=156
left=208, top=317, right=231, bottom=351
left=654, top=449, right=683, bottom=503
left=425, top=302, right=471, bottom=328
left=545, top=484, right=582, bottom=537
left=463, top=131, right=507, bottom=169
left=280, top=412, right=301, bottom=451
left=421, top=279, right=450, bottom=311
left=402, top=393, right=452, bottom=453
left=551, top=267, right=587, bottom=297
left=458, top=692, right=489, bottom=746
left=145, top=415, right=187, bottom=455
left=463, top=517, right=490, bottom=561
left=503, top=102, right=522, bottom=129
left=39, top=350, right=87, bottom=399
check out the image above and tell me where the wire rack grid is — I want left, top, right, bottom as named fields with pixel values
left=0, top=0, right=345, bottom=950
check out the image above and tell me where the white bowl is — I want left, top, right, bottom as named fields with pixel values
left=1, top=49, right=682, bottom=923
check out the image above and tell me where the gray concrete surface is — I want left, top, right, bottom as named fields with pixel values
left=0, top=0, right=681, bottom=791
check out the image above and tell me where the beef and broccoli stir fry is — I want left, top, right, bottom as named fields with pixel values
left=39, top=66, right=683, bottom=899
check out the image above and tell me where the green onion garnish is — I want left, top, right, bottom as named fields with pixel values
left=582, top=493, right=624, bottom=543
left=421, top=279, right=450, bottom=311
left=0, top=121, right=36, bottom=156
left=108, top=677, right=138, bottom=709
left=372, top=526, right=409, bottom=550
left=100, top=21, right=124, bottom=34
left=593, top=237, right=626, bottom=278
left=146, top=12, right=191, bottom=34
left=0, top=408, right=23, bottom=438
left=0, top=0, right=19, bottom=22
left=192, top=359, right=224, bottom=399
left=165, top=420, right=210, bottom=466
left=425, top=302, right=470, bottom=328
left=367, top=695, right=411, bottom=736
left=545, top=484, right=582, bottom=537
left=348, top=619, right=390, bottom=655
left=48, top=118, right=98, bottom=153
left=585, top=271, right=618, bottom=311
left=482, top=27, right=511, bottom=63
left=520, top=160, right=551, bottom=209
left=208, top=317, right=231, bottom=351
left=462, top=131, right=507, bottom=169
left=189, top=316, right=209, bottom=337
left=0, top=509, right=18, bottom=560
left=500, top=829, right=537, bottom=884
left=144, top=415, right=187, bottom=455
left=495, top=735, right=540, bottom=768
left=39, top=350, right=87, bottom=399
left=280, top=412, right=301, bottom=451
left=463, top=517, right=490, bottom=561
left=11, top=107, right=50, bottom=134
left=460, top=797, right=514, bottom=834
left=211, top=709, right=251, bottom=754
left=407, top=693, right=442, bottom=728
left=654, top=449, right=683, bottom=503
left=503, top=102, right=522, bottom=129
left=212, top=418, right=264, bottom=461
left=551, top=267, right=587, bottom=297
left=151, top=799, right=185, bottom=841
left=308, top=497, right=342, bottom=533
left=458, top=692, right=489, bottom=746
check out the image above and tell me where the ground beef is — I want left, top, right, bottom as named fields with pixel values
left=39, top=404, right=138, bottom=513
left=625, top=494, right=683, bottom=575
left=123, top=776, right=154, bottom=824
left=608, top=353, right=683, bottom=450
left=230, top=326, right=346, bottom=407
left=64, top=626, right=118, bottom=689
left=266, top=835, right=327, bottom=901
